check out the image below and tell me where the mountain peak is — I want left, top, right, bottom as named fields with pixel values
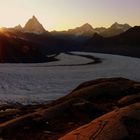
left=110, top=22, right=131, bottom=29
left=67, top=23, right=94, bottom=36
left=81, top=23, right=94, bottom=30
left=32, top=15, right=36, bottom=19
left=111, top=22, right=121, bottom=28
left=82, top=23, right=92, bottom=27
left=14, top=24, right=22, bottom=31
left=31, top=15, right=39, bottom=22
left=24, top=15, right=46, bottom=34
left=113, top=22, right=119, bottom=25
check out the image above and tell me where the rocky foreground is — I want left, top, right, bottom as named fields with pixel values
left=0, top=78, right=140, bottom=140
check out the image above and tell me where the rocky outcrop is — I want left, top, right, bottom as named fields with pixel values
left=60, top=103, right=140, bottom=140
left=0, top=78, right=140, bottom=140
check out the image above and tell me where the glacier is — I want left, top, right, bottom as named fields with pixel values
left=0, top=52, right=140, bottom=104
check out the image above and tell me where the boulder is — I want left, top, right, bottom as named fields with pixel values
left=59, top=103, right=140, bottom=140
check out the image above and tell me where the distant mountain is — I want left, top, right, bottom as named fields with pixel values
left=86, top=33, right=104, bottom=45
left=94, top=27, right=107, bottom=34
left=101, top=22, right=131, bottom=37
left=14, top=24, right=23, bottom=31
left=0, top=27, right=78, bottom=63
left=68, top=23, right=94, bottom=36
left=52, top=22, right=131, bottom=38
left=111, top=22, right=131, bottom=31
left=24, top=15, right=46, bottom=34
left=87, top=26, right=140, bottom=46
left=112, top=26, right=140, bottom=45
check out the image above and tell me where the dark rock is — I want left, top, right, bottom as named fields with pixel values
left=60, top=103, right=140, bottom=140
left=118, top=93, right=140, bottom=107
left=1, top=77, right=140, bottom=140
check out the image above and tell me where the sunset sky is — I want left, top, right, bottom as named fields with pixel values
left=0, top=0, right=139, bottom=31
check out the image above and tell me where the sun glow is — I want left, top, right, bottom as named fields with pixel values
left=0, top=28, right=6, bottom=33
left=0, top=27, right=13, bottom=38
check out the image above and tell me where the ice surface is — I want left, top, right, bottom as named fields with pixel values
left=0, top=52, right=140, bottom=104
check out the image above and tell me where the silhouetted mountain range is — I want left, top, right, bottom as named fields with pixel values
left=87, top=26, right=140, bottom=46
left=12, top=15, right=132, bottom=38
left=100, top=22, right=131, bottom=37
left=0, top=15, right=139, bottom=63
left=0, top=27, right=77, bottom=63
left=0, top=31, right=46, bottom=63
left=52, top=22, right=131, bottom=37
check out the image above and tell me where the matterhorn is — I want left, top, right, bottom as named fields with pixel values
left=24, top=15, right=46, bottom=34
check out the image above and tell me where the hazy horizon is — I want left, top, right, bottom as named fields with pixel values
left=0, top=0, right=139, bottom=31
